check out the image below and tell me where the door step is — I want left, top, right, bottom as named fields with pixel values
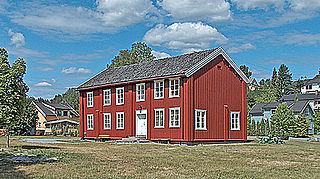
left=120, top=136, right=149, bottom=143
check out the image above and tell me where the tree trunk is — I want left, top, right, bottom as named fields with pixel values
left=6, top=126, right=10, bottom=148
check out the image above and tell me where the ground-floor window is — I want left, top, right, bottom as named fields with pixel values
left=230, top=111, right=240, bottom=130
left=154, top=108, right=165, bottom=128
left=116, top=112, right=125, bottom=129
left=87, top=114, right=94, bottom=130
left=195, top=109, right=207, bottom=130
left=169, top=107, right=180, bottom=127
left=104, top=113, right=111, bottom=129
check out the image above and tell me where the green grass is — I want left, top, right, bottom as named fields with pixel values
left=1, top=137, right=320, bottom=178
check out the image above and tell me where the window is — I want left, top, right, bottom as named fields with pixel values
left=103, top=89, right=111, bottom=106
left=56, top=111, right=62, bottom=117
left=116, top=112, right=125, bottom=129
left=63, top=111, right=68, bottom=117
left=195, top=109, right=207, bottom=130
left=87, top=92, right=94, bottom=107
left=271, top=109, right=276, bottom=115
left=116, top=87, right=124, bottom=105
left=38, top=123, right=41, bottom=128
left=306, top=85, right=312, bottom=90
left=154, top=108, right=165, bottom=128
left=104, top=113, right=111, bottom=129
left=230, top=112, right=240, bottom=130
left=154, top=80, right=164, bottom=99
left=136, top=83, right=145, bottom=102
left=87, top=114, right=94, bottom=130
left=169, top=107, right=180, bottom=127
left=169, top=78, right=180, bottom=98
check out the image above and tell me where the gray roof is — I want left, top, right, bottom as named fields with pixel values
left=280, top=94, right=320, bottom=101
left=249, top=101, right=309, bottom=115
left=34, top=102, right=56, bottom=117
left=78, top=49, right=216, bottom=89
left=43, top=102, right=72, bottom=110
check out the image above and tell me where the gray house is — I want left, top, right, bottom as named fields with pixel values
left=249, top=101, right=314, bottom=134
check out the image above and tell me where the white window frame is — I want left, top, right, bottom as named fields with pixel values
left=103, top=113, right=111, bottom=129
left=154, top=80, right=164, bottom=99
left=154, top=108, right=165, bottom=128
left=87, top=92, right=94, bottom=108
left=230, top=111, right=240, bottom=131
left=116, top=87, right=124, bottom=105
left=103, top=89, right=111, bottom=106
left=116, top=112, right=125, bottom=129
left=136, top=83, right=145, bottom=102
left=169, top=78, right=180, bottom=98
left=87, top=114, right=94, bottom=130
left=169, top=107, right=180, bottom=128
left=195, top=109, right=207, bottom=130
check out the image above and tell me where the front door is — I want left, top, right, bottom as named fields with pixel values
left=136, top=110, right=147, bottom=137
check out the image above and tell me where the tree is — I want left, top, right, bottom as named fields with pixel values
left=51, top=88, right=79, bottom=112
left=260, top=118, right=266, bottom=136
left=255, top=85, right=277, bottom=104
left=266, top=118, right=270, bottom=135
left=108, top=42, right=155, bottom=68
left=252, top=120, right=256, bottom=136
left=0, top=48, right=28, bottom=147
left=271, top=67, right=277, bottom=87
left=274, top=64, right=293, bottom=100
left=247, top=116, right=252, bottom=136
left=313, top=111, right=320, bottom=134
left=11, top=97, right=37, bottom=136
left=240, top=65, right=252, bottom=79
left=293, top=114, right=309, bottom=137
left=270, top=102, right=295, bottom=137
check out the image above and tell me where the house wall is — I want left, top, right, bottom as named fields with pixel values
left=80, top=77, right=184, bottom=140
left=190, top=55, right=247, bottom=141
left=301, top=83, right=320, bottom=94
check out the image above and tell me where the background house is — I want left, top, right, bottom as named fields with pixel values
left=295, top=69, right=320, bottom=94
left=280, top=93, right=320, bottom=111
left=249, top=101, right=314, bottom=134
left=33, top=102, right=79, bottom=135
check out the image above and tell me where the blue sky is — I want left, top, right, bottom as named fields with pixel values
left=1, top=0, right=320, bottom=98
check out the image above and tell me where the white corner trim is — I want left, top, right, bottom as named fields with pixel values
left=185, top=47, right=250, bottom=84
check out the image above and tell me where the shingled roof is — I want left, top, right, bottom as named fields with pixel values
left=77, top=47, right=249, bottom=89
left=280, top=94, right=320, bottom=101
left=249, top=101, right=311, bottom=115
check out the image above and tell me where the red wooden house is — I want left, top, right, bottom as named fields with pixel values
left=77, top=47, right=249, bottom=142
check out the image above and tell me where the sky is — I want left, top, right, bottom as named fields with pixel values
left=0, top=0, right=320, bottom=98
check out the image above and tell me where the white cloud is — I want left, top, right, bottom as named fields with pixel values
left=289, top=0, right=320, bottom=11
left=231, top=0, right=286, bottom=11
left=34, top=82, right=52, bottom=87
left=62, top=67, right=91, bottom=74
left=251, top=69, right=270, bottom=79
left=143, top=22, right=228, bottom=51
left=96, top=0, right=157, bottom=27
left=0, top=0, right=8, bottom=13
left=9, top=0, right=157, bottom=36
left=152, top=50, right=171, bottom=59
left=51, top=78, right=56, bottom=83
left=228, top=43, right=256, bottom=53
left=282, top=33, right=320, bottom=46
left=6, top=47, right=48, bottom=58
left=8, top=29, right=25, bottom=47
left=159, top=0, right=231, bottom=22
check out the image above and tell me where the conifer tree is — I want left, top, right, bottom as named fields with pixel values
left=293, top=114, right=309, bottom=137
left=270, top=102, right=295, bottom=137
left=313, top=111, right=320, bottom=134
left=271, top=67, right=277, bottom=87
left=247, top=116, right=252, bottom=136
left=274, top=64, right=293, bottom=99
left=260, top=118, right=266, bottom=136
left=256, top=121, right=261, bottom=136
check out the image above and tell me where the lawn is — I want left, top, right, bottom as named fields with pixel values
left=1, top=137, right=320, bottom=178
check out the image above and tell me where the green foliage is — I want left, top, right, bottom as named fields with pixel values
left=252, top=120, right=256, bottom=136
left=266, top=118, right=270, bottom=135
left=271, top=67, right=277, bottom=87
left=312, top=111, right=320, bottom=134
left=240, top=65, right=252, bottom=79
left=292, top=114, right=309, bottom=137
left=270, top=103, right=295, bottom=137
left=260, top=119, right=266, bottom=136
left=11, top=97, right=37, bottom=135
left=108, top=42, right=155, bottom=68
left=256, top=121, right=261, bottom=136
left=258, top=136, right=284, bottom=144
left=247, top=116, right=253, bottom=136
left=0, top=48, right=28, bottom=129
left=273, top=64, right=293, bottom=100
left=51, top=88, right=79, bottom=112
left=255, top=85, right=277, bottom=104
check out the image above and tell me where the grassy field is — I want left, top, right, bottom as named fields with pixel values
left=1, top=137, right=320, bottom=178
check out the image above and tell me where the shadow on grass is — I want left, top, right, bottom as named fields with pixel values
left=18, top=145, right=60, bottom=150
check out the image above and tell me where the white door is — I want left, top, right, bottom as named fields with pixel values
left=136, top=110, right=147, bottom=137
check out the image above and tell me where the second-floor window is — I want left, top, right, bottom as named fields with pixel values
left=154, top=80, right=164, bottom=99
left=116, top=87, right=124, bottom=105
left=87, top=92, right=93, bottom=107
left=169, top=78, right=180, bottom=98
left=136, top=83, right=145, bottom=102
left=103, top=89, right=111, bottom=106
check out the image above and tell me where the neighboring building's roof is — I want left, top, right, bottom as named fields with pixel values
left=77, top=47, right=250, bottom=89
left=280, top=94, right=320, bottom=101
left=45, top=119, right=79, bottom=125
left=249, top=101, right=310, bottom=115
left=33, top=102, right=56, bottom=117
left=33, top=102, right=79, bottom=117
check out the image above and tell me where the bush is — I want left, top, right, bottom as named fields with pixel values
left=258, top=136, right=284, bottom=144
